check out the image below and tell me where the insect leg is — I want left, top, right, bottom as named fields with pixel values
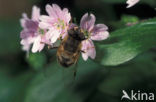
left=72, top=53, right=80, bottom=79
left=80, top=50, right=86, bottom=53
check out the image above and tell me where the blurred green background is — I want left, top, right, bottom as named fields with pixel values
left=0, top=0, right=156, bottom=102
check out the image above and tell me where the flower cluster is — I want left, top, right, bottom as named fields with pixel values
left=20, top=4, right=109, bottom=61
left=126, top=0, right=140, bottom=8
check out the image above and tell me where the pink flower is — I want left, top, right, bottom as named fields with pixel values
left=126, top=0, right=140, bottom=8
left=32, top=35, right=44, bottom=53
left=20, top=6, right=40, bottom=39
left=80, top=13, right=109, bottom=61
left=21, top=37, right=35, bottom=52
left=20, top=6, right=50, bottom=53
left=39, top=4, right=71, bottom=43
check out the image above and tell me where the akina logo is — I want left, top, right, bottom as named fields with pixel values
left=121, top=90, right=154, bottom=101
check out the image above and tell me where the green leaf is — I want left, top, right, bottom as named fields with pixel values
left=0, top=66, right=33, bottom=102
left=121, top=15, right=139, bottom=24
left=98, top=52, right=156, bottom=99
left=110, top=15, right=139, bottom=29
left=24, top=58, right=105, bottom=102
left=95, top=18, right=156, bottom=66
left=27, top=53, right=47, bottom=71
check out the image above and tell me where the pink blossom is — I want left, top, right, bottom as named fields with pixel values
left=32, top=35, right=44, bottom=53
left=20, top=6, right=40, bottom=39
left=21, top=37, right=35, bottom=52
left=80, top=13, right=109, bottom=61
left=126, top=0, right=140, bottom=8
left=39, top=4, right=71, bottom=43
left=20, top=6, right=50, bottom=53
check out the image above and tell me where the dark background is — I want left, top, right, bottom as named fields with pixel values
left=0, top=0, right=156, bottom=102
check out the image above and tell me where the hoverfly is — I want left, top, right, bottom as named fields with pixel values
left=56, top=27, right=86, bottom=67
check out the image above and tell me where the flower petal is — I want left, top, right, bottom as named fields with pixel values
left=21, top=39, right=30, bottom=51
left=82, top=53, right=88, bottom=61
left=39, top=15, right=55, bottom=23
left=81, top=40, right=89, bottom=61
left=39, top=15, right=55, bottom=29
left=20, top=30, right=32, bottom=39
left=46, top=4, right=62, bottom=19
left=20, top=37, right=35, bottom=52
left=80, top=13, right=96, bottom=31
left=62, top=8, right=71, bottom=24
left=20, top=19, right=38, bottom=39
left=93, top=24, right=108, bottom=32
left=87, top=40, right=96, bottom=59
left=52, top=4, right=62, bottom=18
left=80, top=13, right=88, bottom=29
left=20, top=13, right=28, bottom=28
left=32, top=6, right=40, bottom=21
left=41, top=32, right=51, bottom=45
left=38, top=43, right=45, bottom=52
left=126, top=0, right=140, bottom=8
left=25, top=19, right=38, bottom=31
left=91, top=31, right=109, bottom=41
left=46, top=4, right=56, bottom=18
left=47, top=29, right=61, bottom=43
left=39, top=22, right=52, bottom=29
left=81, top=40, right=88, bottom=52
left=81, top=39, right=96, bottom=60
left=91, top=24, right=109, bottom=41
left=32, top=36, right=42, bottom=53
left=22, top=43, right=30, bottom=51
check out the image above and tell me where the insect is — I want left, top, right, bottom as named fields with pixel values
left=56, top=27, right=86, bottom=68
